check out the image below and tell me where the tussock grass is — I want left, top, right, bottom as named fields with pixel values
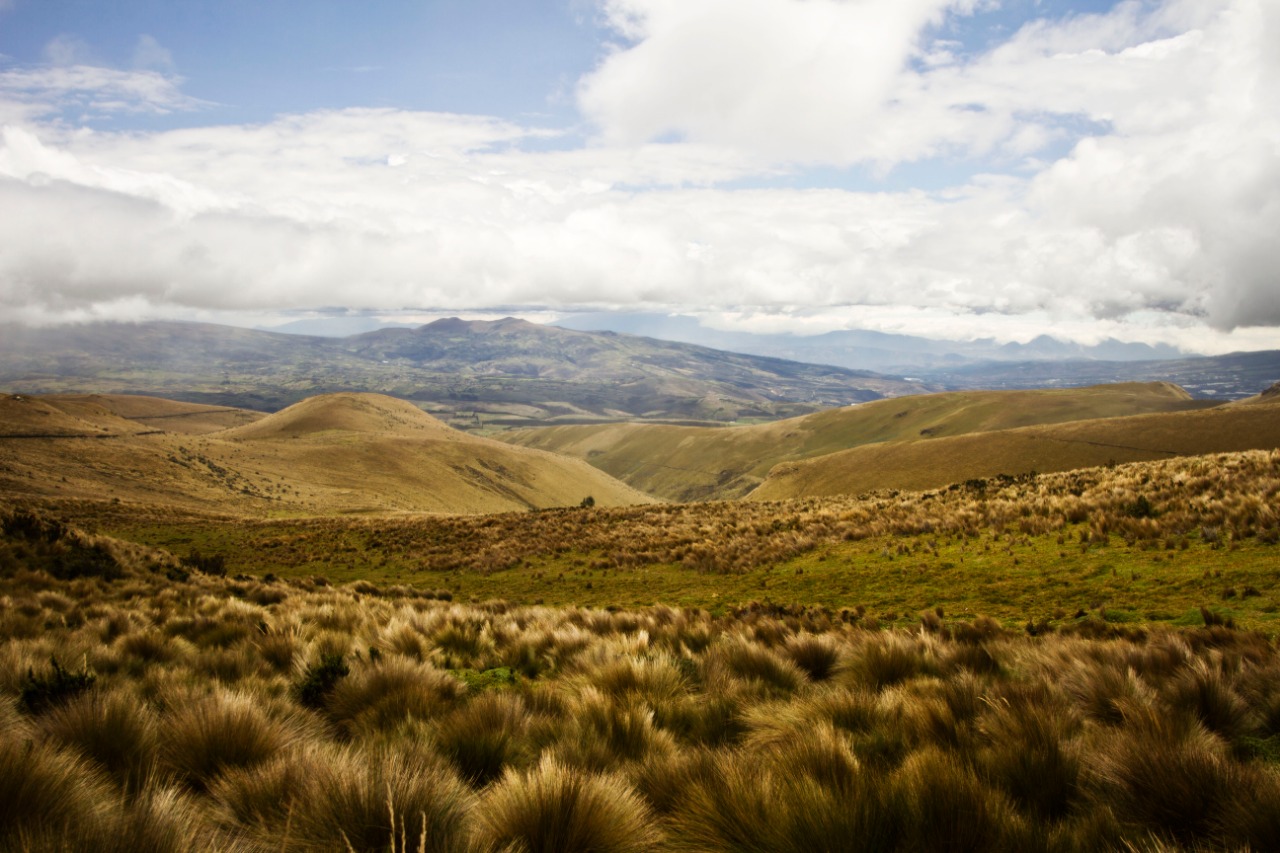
left=286, top=743, right=473, bottom=853
left=0, top=733, right=112, bottom=843
left=664, top=747, right=895, bottom=853
left=5, top=452, right=1280, bottom=849
left=474, top=756, right=662, bottom=853
left=892, top=747, right=1028, bottom=852
left=159, top=690, right=310, bottom=791
left=36, top=690, right=160, bottom=795
left=431, top=690, right=535, bottom=786
left=324, top=656, right=465, bottom=737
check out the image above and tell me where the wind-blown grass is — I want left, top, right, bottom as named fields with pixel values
left=3, top=449, right=1280, bottom=849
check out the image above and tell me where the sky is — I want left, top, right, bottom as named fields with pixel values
left=0, top=0, right=1277, bottom=353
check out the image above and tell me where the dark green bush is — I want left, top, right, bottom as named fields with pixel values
left=294, top=653, right=349, bottom=709
left=21, top=657, right=97, bottom=715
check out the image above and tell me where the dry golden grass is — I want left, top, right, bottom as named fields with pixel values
left=0, top=391, right=655, bottom=515
left=45, top=393, right=266, bottom=434
left=753, top=393, right=1280, bottom=499
left=503, top=383, right=1212, bottom=501
left=3, top=521, right=1280, bottom=850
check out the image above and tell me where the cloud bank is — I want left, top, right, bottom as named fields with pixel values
left=0, top=0, right=1277, bottom=352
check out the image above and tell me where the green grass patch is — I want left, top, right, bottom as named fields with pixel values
left=96, top=515, right=1280, bottom=631
left=450, top=667, right=519, bottom=691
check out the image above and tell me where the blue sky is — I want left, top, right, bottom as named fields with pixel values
left=1, top=1, right=602, bottom=126
left=0, top=0, right=1277, bottom=353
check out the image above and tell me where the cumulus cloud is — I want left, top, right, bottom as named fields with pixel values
left=0, top=0, right=1276, bottom=350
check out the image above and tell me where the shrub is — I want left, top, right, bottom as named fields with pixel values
left=20, top=657, right=96, bottom=715
left=293, top=652, right=349, bottom=709
left=474, top=756, right=662, bottom=853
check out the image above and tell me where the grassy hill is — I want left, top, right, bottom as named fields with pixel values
left=0, top=392, right=652, bottom=515
left=753, top=390, right=1280, bottom=499
left=0, top=318, right=928, bottom=427
left=502, top=383, right=1214, bottom=501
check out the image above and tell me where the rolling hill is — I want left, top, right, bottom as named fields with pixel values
left=0, top=392, right=653, bottom=515
left=501, top=383, right=1215, bottom=501
left=751, top=387, right=1280, bottom=500
left=0, top=318, right=929, bottom=427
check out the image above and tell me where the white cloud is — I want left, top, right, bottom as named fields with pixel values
left=132, top=35, right=175, bottom=72
left=579, top=0, right=967, bottom=166
left=43, top=34, right=93, bottom=67
left=0, top=0, right=1276, bottom=354
left=0, top=63, right=207, bottom=124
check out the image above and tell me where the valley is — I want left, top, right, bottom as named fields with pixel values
left=0, top=318, right=926, bottom=428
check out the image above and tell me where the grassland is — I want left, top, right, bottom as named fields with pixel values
left=502, top=383, right=1216, bottom=501
left=4, top=500, right=1280, bottom=851
left=35, top=448, right=1280, bottom=631
left=754, top=394, right=1280, bottom=499
left=4, top=384, right=1280, bottom=851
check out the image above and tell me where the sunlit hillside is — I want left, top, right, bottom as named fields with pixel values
left=754, top=388, right=1280, bottom=500
left=502, top=383, right=1215, bottom=501
left=0, top=392, right=652, bottom=515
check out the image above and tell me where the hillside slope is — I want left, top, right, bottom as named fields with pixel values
left=502, top=383, right=1212, bottom=501
left=42, top=394, right=265, bottom=434
left=0, top=392, right=653, bottom=515
left=752, top=391, right=1280, bottom=499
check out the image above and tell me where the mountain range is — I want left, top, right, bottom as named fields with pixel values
left=0, top=318, right=930, bottom=428
left=553, top=312, right=1277, bottom=399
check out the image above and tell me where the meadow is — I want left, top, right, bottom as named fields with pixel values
left=69, top=448, right=1280, bottom=630
left=2, top=448, right=1279, bottom=851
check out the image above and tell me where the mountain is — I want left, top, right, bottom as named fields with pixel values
left=0, top=318, right=930, bottom=427
left=921, top=349, right=1280, bottom=400
left=500, top=382, right=1214, bottom=502
left=554, top=312, right=1189, bottom=374
left=0, top=391, right=653, bottom=515
left=751, top=389, right=1280, bottom=500
left=555, top=313, right=1279, bottom=400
